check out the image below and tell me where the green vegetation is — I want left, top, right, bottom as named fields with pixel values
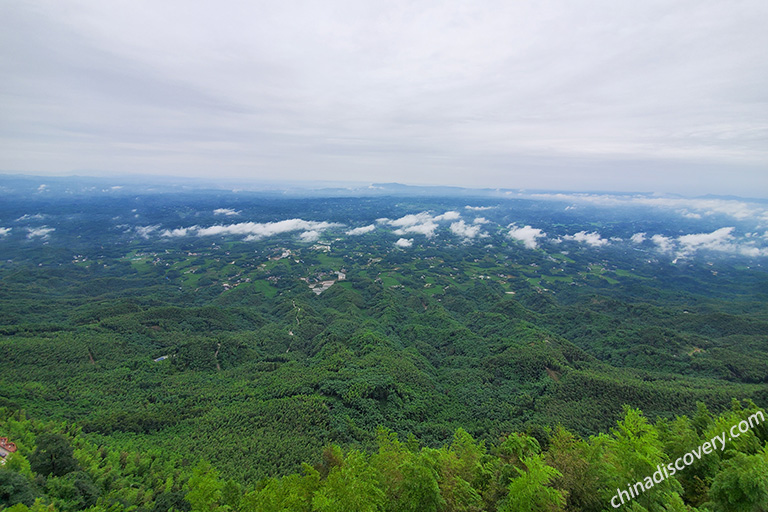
left=1, top=191, right=767, bottom=510
left=1, top=402, right=766, bottom=511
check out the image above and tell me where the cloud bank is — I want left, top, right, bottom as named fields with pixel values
left=525, top=193, right=768, bottom=223
left=161, top=219, right=341, bottom=239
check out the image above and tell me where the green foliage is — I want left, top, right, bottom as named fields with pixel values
left=500, top=454, right=565, bottom=512
left=311, top=451, right=385, bottom=512
left=29, top=434, right=79, bottom=478
left=707, top=446, right=768, bottom=512
left=0, top=469, right=37, bottom=508
left=2, top=399, right=768, bottom=512
left=184, top=462, right=223, bottom=512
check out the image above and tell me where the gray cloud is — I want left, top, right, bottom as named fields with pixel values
left=1, top=1, right=766, bottom=195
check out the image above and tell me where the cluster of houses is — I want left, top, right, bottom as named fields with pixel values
left=0, top=437, right=17, bottom=463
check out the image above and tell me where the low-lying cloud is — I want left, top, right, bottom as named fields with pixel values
left=135, top=225, right=160, bottom=239
left=643, top=227, right=768, bottom=258
left=299, top=230, right=320, bottom=242
left=346, top=225, right=376, bottom=235
left=564, top=231, right=608, bottom=247
left=214, top=208, right=240, bottom=216
left=522, top=192, right=768, bottom=223
left=651, top=234, right=675, bottom=253
left=450, top=220, right=483, bottom=240
left=384, top=211, right=462, bottom=238
left=507, top=225, right=546, bottom=249
left=27, top=226, right=55, bottom=239
left=395, top=238, right=413, bottom=248
left=161, top=219, right=342, bottom=239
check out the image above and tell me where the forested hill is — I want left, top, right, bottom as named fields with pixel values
left=2, top=403, right=767, bottom=511
left=1, top=183, right=767, bottom=509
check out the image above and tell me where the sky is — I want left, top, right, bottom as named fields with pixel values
left=1, top=0, right=767, bottom=196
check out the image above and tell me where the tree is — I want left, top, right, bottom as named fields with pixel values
left=45, top=471, right=100, bottom=512
left=29, top=434, right=79, bottom=478
left=153, top=491, right=192, bottom=512
left=545, top=427, right=607, bottom=512
left=185, top=461, right=223, bottom=512
left=311, top=451, right=385, bottom=512
left=707, top=447, right=768, bottom=512
left=0, top=469, right=37, bottom=508
left=500, top=454, right=566, bottom=512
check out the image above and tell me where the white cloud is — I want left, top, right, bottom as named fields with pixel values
left=433, top=211, right=461, bottom=221
left=393, top=222, right=438, bottom=237
left=386, top=211, right=461, bottom=238
left=0, top=227, right=11, bottom=236
left=564, top=231, right=608, bottom=247
left=450, top=220, right=482, bottom=240
left=37, top=184, right=47, bottom=192
left=346, top=224, right=376, bottom=235
left=135, top=225, right=160, bottom=239
left=16, top=213, right=46, bottom=221
left=161, top=226, right=197, bottom=237
left=630, top=232, right=646, bottom=243
left=507, top=225, right=546, bottom=249
left=395, top=238, right=413, bottom=248
left=645, top=227, right=768, bottom=258
left=473, top=217, right=489, bottom=224
left=214, top=208, right=240, bottom=216
left=27, top=226, right=54, bottom=239
left=299, top=230, right=320, bottom=242
left=169, top=219, right=343, bottom=239
left=678, top=210, right=702, bottom=219
left=651, top=234, right=675, bottom=253
left=388, top=212, right=435, bottom=227
left=465, top=206, right=494, bottom=211
left=678, top=227, right=735, bottom=253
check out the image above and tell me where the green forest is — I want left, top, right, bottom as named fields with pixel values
left=2, top=402, right=766, bottom=511
left=1, top=190, right=767, bottom=511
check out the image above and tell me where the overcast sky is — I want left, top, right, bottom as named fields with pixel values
left=1, top=0, right=766, bottom=196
